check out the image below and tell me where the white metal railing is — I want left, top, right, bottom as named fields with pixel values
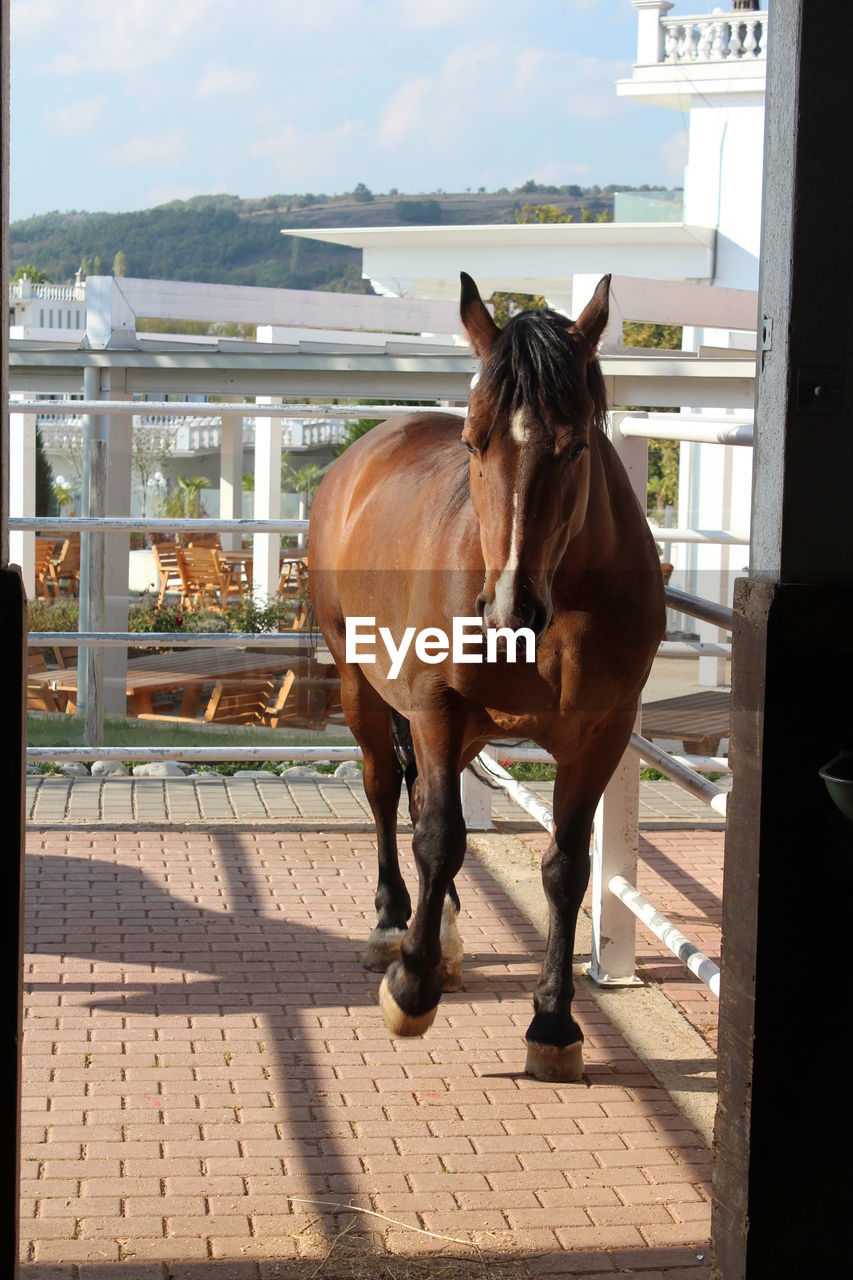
left=12, top=308, right=749, bottom=995
left=662, top=10, right=767, bottom=65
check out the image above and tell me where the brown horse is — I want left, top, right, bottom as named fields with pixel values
left=308, top=273, right=664, bottom=1081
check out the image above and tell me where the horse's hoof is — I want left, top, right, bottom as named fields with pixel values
left=525, top=1039, right=584, bottom=1082
left=379, top=973, right=438, bottom=1037
left=439, top=897, right=464, bottom=992
left=439, top=959, right=463, bottom=993
left=363, top=926, right=406, bottom=972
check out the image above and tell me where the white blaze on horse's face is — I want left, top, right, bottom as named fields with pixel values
left=458, top=269, right=611, bottom=642
left=465, top=400, right=592, bottom=641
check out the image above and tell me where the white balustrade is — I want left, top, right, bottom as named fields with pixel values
left=661, top=11, right=767, bottom=64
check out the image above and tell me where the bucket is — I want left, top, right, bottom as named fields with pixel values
left=818, top=752, right=853, bottom=824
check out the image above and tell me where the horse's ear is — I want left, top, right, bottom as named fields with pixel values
left=460, top=271, right=500, bottom=357
left=570, top=274, right=611, bottom=353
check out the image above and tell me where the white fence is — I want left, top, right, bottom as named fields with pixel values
left=9, top=271, right=755, bottom=997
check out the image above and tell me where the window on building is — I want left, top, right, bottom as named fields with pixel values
left=49, top=309, right=53, bottom=327
left=67, top=310, right=72, bottom=328
left=39, top=309, right=44, bottom=326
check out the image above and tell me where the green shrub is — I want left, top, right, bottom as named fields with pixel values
left=27, top=599, right=80, bottom=632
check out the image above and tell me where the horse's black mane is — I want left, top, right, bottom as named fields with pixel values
left=483, top=307, right=608, bottom=434
left=443, top=307, right=608, bottom=521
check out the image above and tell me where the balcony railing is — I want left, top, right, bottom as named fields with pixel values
left=662, top=10, right=767, bottom=64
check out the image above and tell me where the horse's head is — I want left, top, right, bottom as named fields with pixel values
left=459, top=271, right=611, bottom=640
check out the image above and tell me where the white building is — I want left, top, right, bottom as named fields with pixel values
left=8, top=274, right=87, bottom=339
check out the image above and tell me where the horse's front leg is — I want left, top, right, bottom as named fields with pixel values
left=526, top=743, right=627, bottom=1082
left=379, top=715, right=466, bottom=1036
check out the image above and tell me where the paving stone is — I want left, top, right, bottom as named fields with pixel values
left=22, top=820, right=713, bottom=1269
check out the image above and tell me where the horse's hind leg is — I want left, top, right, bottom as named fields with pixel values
left=339, top=670, right=412, bottom=970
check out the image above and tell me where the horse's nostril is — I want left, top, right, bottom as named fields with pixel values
left=475, top=593, right=488, bottom=619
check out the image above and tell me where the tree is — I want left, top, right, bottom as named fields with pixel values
left=132, top=424, right=176, bottom=516
left=92, top=255, right=103, bottom=275
left=335, top=418, right=381, bottom=456
left=112, top=250, right=129, bottom=276
left=352, top=183, right=374, bottom=203
left=13, top=262, right=49, bottom=283
left=35, top=426, right=58, bottom=516
left=623, top=321, right=683, bottom=513
left=160, top=474, right=208, bottom=519
left=282, top=458, right=324, bottom=511
left=515, top=203, right=574, bottom=224
left=488, top=291, right=548, bottom=326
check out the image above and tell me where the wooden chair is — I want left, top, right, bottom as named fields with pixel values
left=137, top=671, right=297, bottom=728
left=152, top=541, right=184, bottom=607
left=49, top=537, right=80, bottom=599
left=34, top=538, right=57, bottom=600
left=27, top=650, right=61, bottom=713
left=278, top=555, right=308, bottom=598
left=204, top=671, right=297, bottom=726
left=176, top=545, right=236, bottom=611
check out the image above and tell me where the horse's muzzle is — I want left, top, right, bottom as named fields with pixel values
left=476, top=592, right=551, bottom=642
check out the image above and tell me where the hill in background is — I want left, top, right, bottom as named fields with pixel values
left=9, top=184, right=643, bottom=291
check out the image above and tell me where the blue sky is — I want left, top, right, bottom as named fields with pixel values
left=10, top=0, right=690, bottom=220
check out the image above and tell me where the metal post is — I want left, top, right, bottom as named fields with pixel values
left=219, top=399, right=243, bottom=552
left=253, top=398, right=282, bottom=604
left=85, top=440, right=106, bottom=747
left=77, top=366, right=97, bottom=720
left=461, top=748, right=494, bottom=830
left=587, top=410, right=648, bottom=987
left=7, top=398, right=35, bottom=598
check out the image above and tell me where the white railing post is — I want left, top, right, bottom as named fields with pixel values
left=461, top=749, right=494, bottom=831
left=219, top=399, right=243, bottom=551
left=253, top=397, right=282, bottom=604
left=633, top=0, right=674, bottom=65
left=9, top=394, right=36, bottom=599
left=587, top=410, right=649, bottom=987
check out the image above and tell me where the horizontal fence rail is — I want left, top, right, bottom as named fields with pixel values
left=648, top=526, right=748, bottom=545
left=629, top=732, right=728, bottom=818
left=27, top=746, right=362, bottom=764
left=9, top=400, right=467, bottom=420
left=608, top=876, right=721, bottom=996
left=28, top=631, right=323, bottom=649
left=664, top=585, right=735, bottom=630
left=619, top=414, right=754, bottom=447
left=10, top=516, right=308, bottom=535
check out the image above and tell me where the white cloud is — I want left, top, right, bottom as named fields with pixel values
left=105, top=129, right=188, bottom=169
left=194, top=62, right=258, bottom=99
left=41, top=95, right=106, bottom=139
left=249, top=120, right=364, bottom=185
left=13, top=0, right=222, bottom=74
left=658, top=128, right=688, bottom=182
left=376, top=40, right=628, bottom=154
left=377, top=79, right=431, bottom=148
left=392, top=0, right=489, bottom=30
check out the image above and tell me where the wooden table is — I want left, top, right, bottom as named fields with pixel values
left=29, top=647, right=314, bottom=717
left=641, top=690, right=731, bottom=755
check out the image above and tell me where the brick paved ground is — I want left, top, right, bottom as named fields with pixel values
left=21, top=826, right=712, bottom=1277
left=519, top=832, right=723, bottom=1051
left=25, top=773, right=727, bottom=830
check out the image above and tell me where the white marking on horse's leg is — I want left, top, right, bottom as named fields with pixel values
left=363, top=926, right=406, bottom=972
left=494, top=491, right=520, bottom=622
left=438, top=895, right=463, bottom=992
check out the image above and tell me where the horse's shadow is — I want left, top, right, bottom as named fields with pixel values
left=23, top=834, right=544, bottom=1224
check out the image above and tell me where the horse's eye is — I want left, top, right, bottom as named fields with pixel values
left=463, top=439, right=478, bottom=456
left=568, top=442, right=588, bottom=462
